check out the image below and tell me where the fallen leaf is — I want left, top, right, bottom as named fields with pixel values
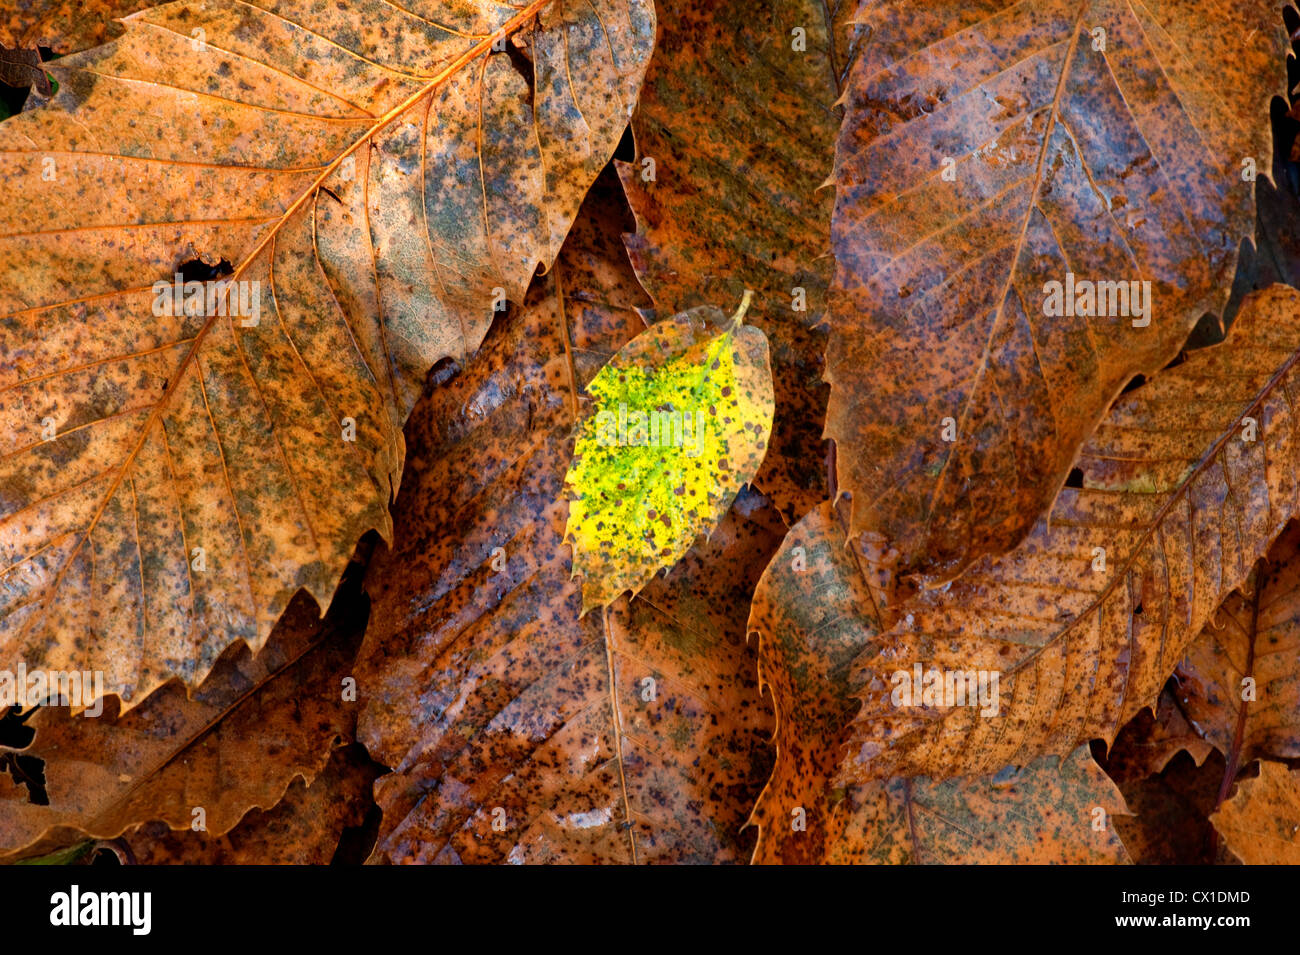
left=1100, top=686, right=1214, bottom=782
left=826, top=0, right=1286, bottom=580
left=1224, top=17, right=1300, bottom=325
left=1175, top=523, right=1300, bottom=767
left=745, top=501, right=879, bottom=862
left=1108, top=748, right=1229, bottom=865
left=2, top=0, right=140, bottom=51
left=617, top=0, right=860, bottom=517
left=826, top=748, right=1131, bottom=864
left=1211, top=759, right=1300, bottom=863
left=836, top=286, right=1300, bottom=783
left=355, top=181, right=778, bottom=863
left=747, top=502, right=1129, bottom=864
left=119, top=743, right=382, bottom=865
left=563, top=291, right=774, bottom=611
left=0, top=43, right=50, bottom=95
left=0, top=0, right=655, bottom=711
left=1225, top=150, right=1300, bottom=325
left=0, top=559, right=368, bottom=861
left=9, top=838, right=94, bottom=864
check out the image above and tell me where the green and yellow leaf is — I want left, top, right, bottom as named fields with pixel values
left=563, top=292, right=774, bottom=612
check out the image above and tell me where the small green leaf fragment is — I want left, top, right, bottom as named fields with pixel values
left=13, top=839, right=95, bottom=865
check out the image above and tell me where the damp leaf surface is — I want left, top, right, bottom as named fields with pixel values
left=354, top=192, right=776, bottom=863
left=827, top=0, right=1287, bottom=581
left=842, top=286, right=1300, bottom=784
left=746, top=501, right=1130, bottom=864
left=564, top=293, right=775, bottom=611
left=1211, top=760, right=1300, bottom=864
left=0, top=0, right=653, bottom=711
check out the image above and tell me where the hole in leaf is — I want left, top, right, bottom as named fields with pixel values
left=1, top=751, right=49, bottom=805
left=176, top=257, right=234, bottom=283
left=1064, top=467, right=1084, bottom=489
left=496, top=38, right=535, bottom=110
left=0, top=706, right=35, bottom=749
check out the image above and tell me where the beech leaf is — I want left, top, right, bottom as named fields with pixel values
left=355, top=184, right=777, bottom=863
left=1175, top=523, right=1300, bottom=765
left=616, top=0, right=859, bottom=517
left=0, top=574, right=366, bottom=860
left=0, top=42, right=50, bottom=95
left=1210, top=759, right=1300, bottom=863
left=827, top=0, right=1286, bottom=580
left=747, top=502, right=1130, bottom=864
left=841, top=286, right=1300, bottom=784
left=563, top=291, right=775, bottom=611
left=119, top=744, right=381, bottom=865
left=2, top=0, right=140, bottom=51
left=0, top=0, right=654, bottom=710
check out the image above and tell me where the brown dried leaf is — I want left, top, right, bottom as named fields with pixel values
left=841, top=286, right=1300, bottom=784
left=616, top=0, right=859, bottom=517
left=1101, top=686, right=1214, bottom=782
left=1175, top=523, right=1300, bottom=765
left=0, top=43, right=50, bottom=95
left=120, top=743, right=381, bottom=865
left=748, top=502, right=1129, bottom=864
left=1210, top=759, right=1300, bottom=863
left=824, top=750, right=1131, bottom=864
left=828, top=0, right=1286, bottom=580
left=1109, top=748, right=1229, bottom=864
left=0, top=571, right=366, bottom=861
left=0, top=0, right=654, bottom=711
left=1225, top=143, right=1300, bottom=323
left=2, top=0, right=140, bottom=51
left=355, top=180, right=776, bottom=864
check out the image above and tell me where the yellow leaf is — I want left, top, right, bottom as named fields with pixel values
left=563, top=291, right=774, bottom=612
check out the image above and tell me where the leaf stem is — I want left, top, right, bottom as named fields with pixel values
left=728, top=289, right=755, bottom=330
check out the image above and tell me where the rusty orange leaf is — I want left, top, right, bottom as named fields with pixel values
left=0, top=0, right=654, bottom=712
left=0, top=567, right=367, bottom=860
left=827, top=0, right=1286, bottom=581
left=841, top=286, right=1300, bottom=784
left=1210, top=759, right=1300, bottom=863
left=747, top=502, right=1130, bottom=864
left=562, top=291, right=775, bottom=612
left=1175, top=523, right=1300, bottom=768
left=354, top=181, right=777, bottom=863
left=0, top=42, right=50, bottom=95
left=118, top=744, right=382, bottom=865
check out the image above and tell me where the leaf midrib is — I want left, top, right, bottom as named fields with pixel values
left=21, top=0, right=554, bottom=674
left=873, top=323, right=1300, bottom=751
left=920, top=6, right=1088, bottom=543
